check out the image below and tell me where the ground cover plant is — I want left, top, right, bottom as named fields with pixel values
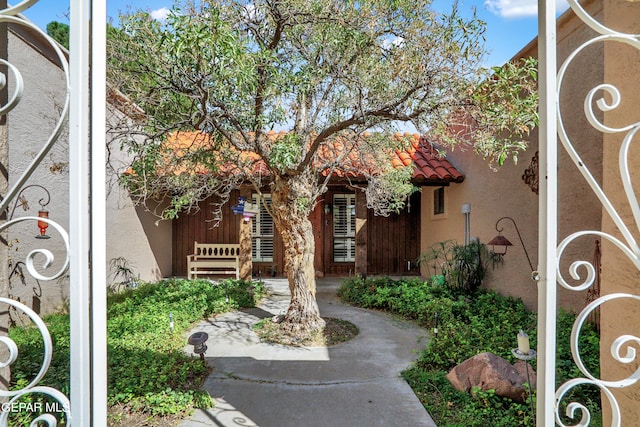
left=7, top=278, right=264, bottom=426
left=338, top=276, right=602, bottom=426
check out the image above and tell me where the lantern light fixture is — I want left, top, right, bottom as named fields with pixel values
left=487, top=216, right=533, bottom=272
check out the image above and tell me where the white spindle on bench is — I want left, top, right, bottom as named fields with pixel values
left=187, top=242, right=241, bottom=279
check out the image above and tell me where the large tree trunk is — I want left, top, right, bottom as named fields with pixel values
left=270, top=174, right=325, bottom=335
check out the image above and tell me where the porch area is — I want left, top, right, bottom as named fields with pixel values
left=172, top=188, right=424, bottom=279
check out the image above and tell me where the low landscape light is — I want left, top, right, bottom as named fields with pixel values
left=188, top=331, right=209, bottom=361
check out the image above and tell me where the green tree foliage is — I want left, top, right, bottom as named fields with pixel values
left=107, top=0, right=537, bottom=332
left=46, top=21, right=69, bottom=49
left=108, top=0, right=536, bottom=214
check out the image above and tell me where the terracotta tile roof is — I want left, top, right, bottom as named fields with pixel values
left=404, top=135, right=465, bottom=183
left=153, top=131, right=464, bottom=184
left=389, top=133, right=464, bottom=183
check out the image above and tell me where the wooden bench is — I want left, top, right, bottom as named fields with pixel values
left=187, top=242, right=240, bottom=280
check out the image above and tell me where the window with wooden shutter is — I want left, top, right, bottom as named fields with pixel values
left=252, top=194, right=274, bottom=262
left=333, top=194, right=356, bottom=262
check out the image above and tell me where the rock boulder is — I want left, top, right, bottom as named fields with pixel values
left=446, top=352, right=536, bottom=403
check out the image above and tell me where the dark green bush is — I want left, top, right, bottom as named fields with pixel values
left=418, top=240, right=502, bottom=292
left=9, top=278, right=264, bottom=423
left=339, top=276, right=602, bottom=426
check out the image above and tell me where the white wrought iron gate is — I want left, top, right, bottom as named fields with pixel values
left=0, top=0, right=637, bottom=426
left=0, top=0, right=107, bottom=425
left=538, top=0, right=640, bottom=426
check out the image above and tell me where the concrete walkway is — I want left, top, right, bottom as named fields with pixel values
left=178, top=278, right=436, bottom=427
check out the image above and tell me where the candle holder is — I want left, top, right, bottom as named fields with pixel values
left=512, top=348, right=537, bottom=361
left=512, top=348, right=537, bottom=426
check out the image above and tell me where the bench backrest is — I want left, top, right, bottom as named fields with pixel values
left=192, top=242, right=240, bottom=259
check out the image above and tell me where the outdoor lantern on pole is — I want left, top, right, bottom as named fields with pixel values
left=487, top=216, right=534, bottom=272
left=487, top=234, right=513, bottom=255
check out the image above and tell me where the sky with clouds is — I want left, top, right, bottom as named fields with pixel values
left=23, top=0, right=571, bottom=66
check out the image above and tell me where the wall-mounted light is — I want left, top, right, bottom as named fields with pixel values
left=231, top=196, right=247, bottom=216
left=323, top=203, right=332, bottom=214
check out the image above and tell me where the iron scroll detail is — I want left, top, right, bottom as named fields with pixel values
left=554, top=1, right=640, bottom=425
left=0, top=1, right=72, bottom=425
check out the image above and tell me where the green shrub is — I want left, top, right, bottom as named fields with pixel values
left=418, top=240, right=502, bottom=292
left=8, top=278, right=264, bottom=424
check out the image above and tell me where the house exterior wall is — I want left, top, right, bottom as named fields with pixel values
left=420, top=153, right=542, bottom=309
left=172, top=186, right=421, bottom=278
left=105, top=107, right=173, bottom=283
left=173, top=189, right=244, bottom=277
left=420, top=0, right=604, bottom=312
left=6, top=25, right=171, bottom=316
left=600, top=0, right=640, bottom=422
left=7, top=25, right=70, bottom=315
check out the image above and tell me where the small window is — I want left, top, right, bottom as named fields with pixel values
left=252, top=194, right=274, bottom=262
left=434, top=187, right=445, bottom=215
left=333, top=194, right=356, bottom=262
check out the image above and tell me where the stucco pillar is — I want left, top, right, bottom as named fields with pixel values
left=238, top=188, right=253, bottom=281
left=600, top=0, right=640, bottom=423
left=355, top=190, right=367, bottom=277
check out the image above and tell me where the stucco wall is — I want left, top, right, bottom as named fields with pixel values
left=600, top=0, right=640, bottom=422
left=105, top=107, right=173, bottom=283
left=420, top=0, right=604, bottom=312
left=7, top=26, right=70, bottom=315
left=6, top=26, right=172, bottom=316
left=420, top=147, right=541, bottom=309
